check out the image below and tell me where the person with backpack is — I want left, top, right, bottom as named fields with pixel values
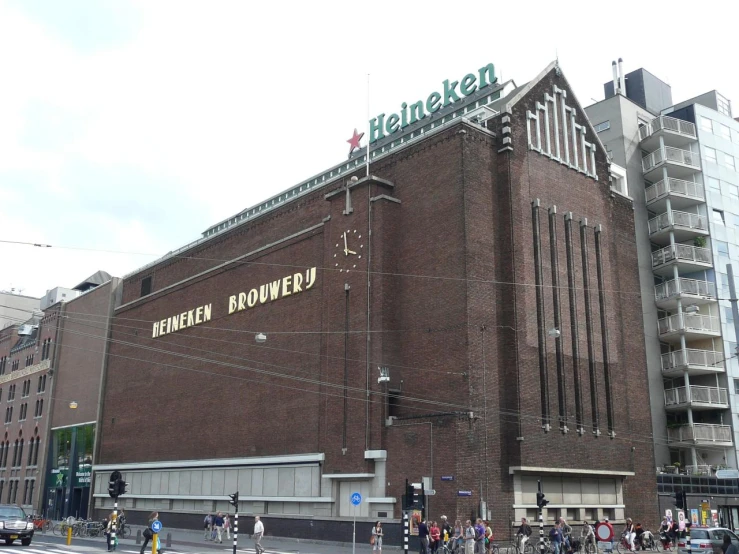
left=464, top=520, right=476, bottom=554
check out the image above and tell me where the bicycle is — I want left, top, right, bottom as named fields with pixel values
left=52, top=521, right=73, bottom=536
left=578, top=535, right=596, bottom=554
left=514, top=535, right=535, bottom=554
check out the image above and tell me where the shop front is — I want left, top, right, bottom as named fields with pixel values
left=45, top=424, right=94, bottom=520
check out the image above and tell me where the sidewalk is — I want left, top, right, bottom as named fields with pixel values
left=36, top=526, right=400, bottom=554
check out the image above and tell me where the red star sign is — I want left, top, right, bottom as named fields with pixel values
left=347, top=128, right=364, bottom=157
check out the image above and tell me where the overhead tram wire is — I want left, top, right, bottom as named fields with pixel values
left=0, top=312, right=706, bottom=451
left=0, top=304, right=472, bottom=377
left=0, top=238, right=644, bottom=298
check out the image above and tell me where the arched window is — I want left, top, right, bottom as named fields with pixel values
left=17, top=441, right=23, bottom=468
left=33, top=438, right=40, bottom=466
left=26, top=438, right=33, bottom=466
left=2, top=441, right=8, bottom=467
left=11, top=440, right=18, bottom=468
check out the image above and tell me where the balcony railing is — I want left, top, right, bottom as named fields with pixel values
left=667, top=423, right=732, bottom=444
left=658, top=313, right=720, bottom=335
left=684, top=464, right=712, bottom=476
left=661, top=349, right=725, bottom=373
left=648, top=211, right=708, bottom=235
left=654, top=278, right=716, bottom=302
left=652, top=244, right=713, bottom=268
left=645, top=178, right=705, bottom=204
left=642, top=146, right=701, bottom=173
left=664, top=385, right=728, bottom=407
left=639, top=115, right=698, bottom=142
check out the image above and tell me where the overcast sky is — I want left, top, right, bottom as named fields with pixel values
left=1, top=0, right=737, bottom=298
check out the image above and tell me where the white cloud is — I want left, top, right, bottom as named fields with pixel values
left=1, top=0, right=737, bottom=297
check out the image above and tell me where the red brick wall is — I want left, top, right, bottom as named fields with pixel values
left=99, top=66, right=657, bottom=534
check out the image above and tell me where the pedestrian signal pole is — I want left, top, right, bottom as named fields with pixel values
left=229, top=492, right=239, bottom=554
left=536, top=480, right=549, bottom=554
left=108, top=471, right=122, bottom=552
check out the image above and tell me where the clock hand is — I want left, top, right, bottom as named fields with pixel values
left=346, top=249, right=357, bottom=255
left=343, top=232, right=348, bottom=251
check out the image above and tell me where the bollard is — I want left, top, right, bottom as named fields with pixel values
left=166, top=532, right=172, bottom=548
left=152, top=533, right=158, bottom=554
left=66, top=526, right=72, bottom=546
left=136, top=529, right=142, bottom=544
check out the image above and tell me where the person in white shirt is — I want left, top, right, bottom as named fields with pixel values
left=253, top=516, right=265, bottom=554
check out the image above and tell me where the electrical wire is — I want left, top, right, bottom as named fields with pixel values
left=0, top=311, right=720, bottom=452
left=0, top=238, right=644, bottom=298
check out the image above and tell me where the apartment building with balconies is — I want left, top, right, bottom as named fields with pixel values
left=586, top=61, right=739, bottom=524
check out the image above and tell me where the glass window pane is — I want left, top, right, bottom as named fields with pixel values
left=726, top=184, right=739, bottom=198
left=701, top=117, right=714, bottom=133
left=723, top=153, right=736, bottom=170
left=720, top=124, right=731, bottom=140
left=717, top=240, right=730, bottom=255
left=714, top=210, right=725, bottom=225
left=705, top=147, right=717, bottom=163
left=708, top=177, right=721, bottom=190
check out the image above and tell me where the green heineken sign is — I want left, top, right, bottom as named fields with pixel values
left=369, top=63, right=497, bottom=144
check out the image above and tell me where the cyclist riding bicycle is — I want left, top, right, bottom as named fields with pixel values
left=581, top=521, right=595, bottom=546
left=517, top=518, right=532, bottom=552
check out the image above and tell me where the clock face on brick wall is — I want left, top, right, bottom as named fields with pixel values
left=334, top=229, right=364, bottom=273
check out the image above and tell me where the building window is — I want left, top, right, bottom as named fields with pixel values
left=705, top=147, right=718, bottom=164
left=2, top=442, right=8, bottom=468
left=717, top=94, right=732, bottom=117
left=10, top=480, right=17, bottom=504
left=594, top=121, right=610, bottom=133
left=27, top=480, right=34, bottom=506
left=723, top=153, right=736, bottom=170
left=26, top=439, right=33, bottom=466
left=708, top=177, right=721, bottom=191
left=701, top=117, right=714, bottom=133
left=717, top=240, right=730, bottom=256
left=726, top=184, right=739, bottom=199
left=16, top=441, right=23, bottom=468
left=714, top=210, right=725, bottom=225
left=0, top=357, right=5, bottom=375
left=18, top=404, right=26, bottom=422
left=34, top=399, right=43, bottom=418
left=720, top=124, right=732, bottom=141
left=32, top=438, right=40, bottom=466
left=727, top=307, right=735, bottom=324
left=141, top=276, right=152, bottom=297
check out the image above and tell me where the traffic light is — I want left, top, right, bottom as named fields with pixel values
left=404, top=480, right=414, bottom=510
left=108, top=471, right=121, bottom=498
left=536, top=491, right=549, bottom=509
left=229, top=491, right=239, bottom=509
left=116, top=479, right=128, bottom=497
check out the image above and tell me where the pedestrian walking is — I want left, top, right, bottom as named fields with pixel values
left=254, top=516, right=265, bottom=554
left=372, top=521, right=384, bottom=554
left=105, top=512, right=117, bottom=552
left=223, top=514, right=231, bottom=540
left=140, top=512, right=160, bottom=554
left=204, top=513, right=212, bottom=541
left=213, top=512, right=225, bottom=544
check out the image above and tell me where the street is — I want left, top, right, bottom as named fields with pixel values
left=19, top=528, right=388, bottom=554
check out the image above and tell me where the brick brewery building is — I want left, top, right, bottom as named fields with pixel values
left=93, top=61, right=658, bottom=537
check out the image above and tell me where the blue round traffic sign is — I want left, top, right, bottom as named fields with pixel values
left=350, top=492, right=362, bottom=506
left=151, top=520, right=162, bottom=533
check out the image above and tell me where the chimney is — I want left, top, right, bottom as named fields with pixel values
left=618, top=58, right=625, bottom=95
left=612, top=61, right=619, bottom=95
